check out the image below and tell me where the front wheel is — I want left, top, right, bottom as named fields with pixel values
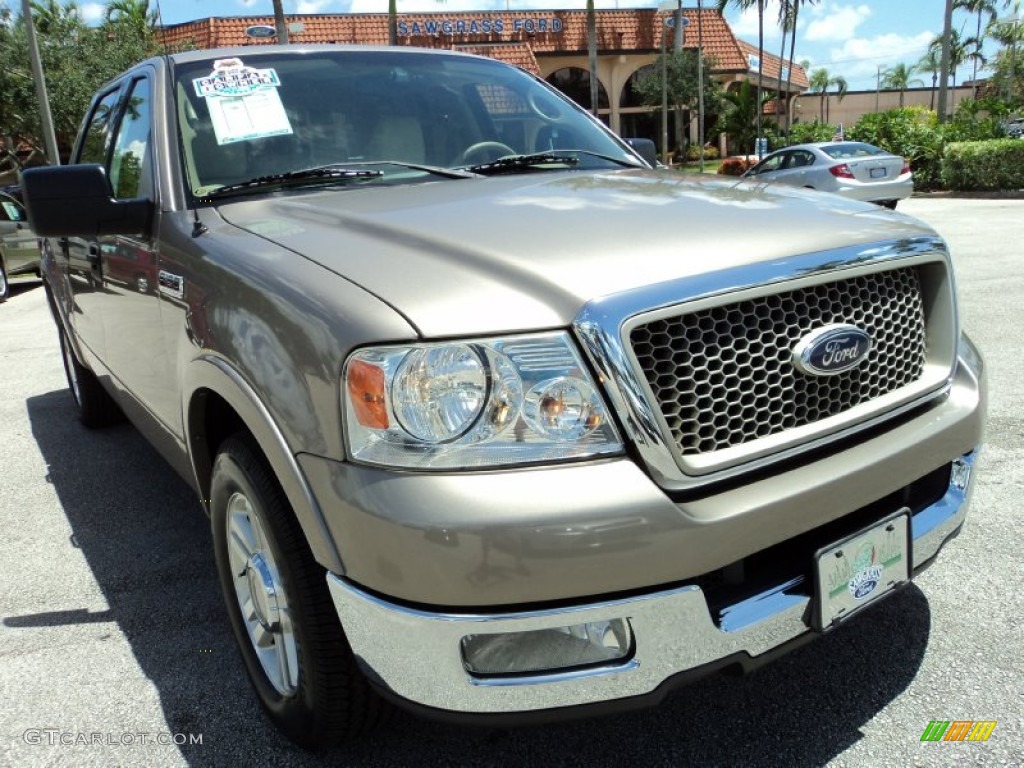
left=0, top=257, right=9, bottom=302
left=210, top=435, right=388, bottom=749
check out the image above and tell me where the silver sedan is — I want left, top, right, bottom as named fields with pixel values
left=743, top=141, right=913, bottom=208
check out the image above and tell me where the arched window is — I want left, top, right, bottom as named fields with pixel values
left=545, top=67, right=609, bottom=110
left=620, top=64, right=658, bottom=108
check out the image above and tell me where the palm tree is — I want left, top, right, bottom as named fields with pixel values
left=954, top=0, right=999, bottom=87
left=721, top=0, right=764, bottom=148
left=987, top=1, right=1024, bottom=101
left=775, top=1, right=819, bottom=135
left=29, top=0, right=78, bottom=35
left=588, top=0, right=598, bottom=117
left=274, top=0, right=290, bottom=45
left=930, top=27, right=976, bottom=92
left=776, top=0, right=791, bottom=128
left=104, top=0, right=158, bottom=38
left=917, top=47, right=942, bottom=109
left=719, top=80, right=768, bottom=154
left=881, top=62, right=925, bottom=106
left=809, top=67, right=845, bottom=122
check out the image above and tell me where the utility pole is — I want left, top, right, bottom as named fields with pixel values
left=20, top=0, right=60, bottom=165
left=875, top=65, right=882, bottom=113
left=937, top=0, right=953, bottom=123
left=673, top=0, right=683, bottom=53
left=272, top=0, right=290, bottom=44
left=697, top=0, right=705, bottom=174
left=661, top=14, right=669, bottom=165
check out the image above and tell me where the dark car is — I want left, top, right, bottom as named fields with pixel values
left=1002, top=117, right=1024, bottom=139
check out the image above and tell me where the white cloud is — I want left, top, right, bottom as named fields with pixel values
left=727, top=0, right=784, bottom=45
left=296, top=0, right=333, bottom=12
left=79, top=2, right=105, bottom=24
left=805, top=2, right=871, bottom=42
left=826, top=31, right=935, bottom=84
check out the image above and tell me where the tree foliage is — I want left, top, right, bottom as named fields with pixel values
left=633, top=50, right=723, bottom=157
left=0, top=2, right=160, bottom=169
left=717, top=80, right=771, bottom=155
left=848, top=101, right=1005, bottom=190
left=633, top=50, right=723, bottom=116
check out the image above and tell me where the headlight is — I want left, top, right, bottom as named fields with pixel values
left=343, top=332, right=622, bottom=469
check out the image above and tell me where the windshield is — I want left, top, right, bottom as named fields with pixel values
left=172, top=50, right=640, bottom=198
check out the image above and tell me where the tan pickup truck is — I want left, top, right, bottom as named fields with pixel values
left=22, top=46, right=985, bottom=749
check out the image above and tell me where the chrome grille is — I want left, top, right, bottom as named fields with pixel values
left=629, top=267, right=927, bottom=457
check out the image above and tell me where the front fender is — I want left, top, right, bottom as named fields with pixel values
left=183, top=355, right=344, bottom=574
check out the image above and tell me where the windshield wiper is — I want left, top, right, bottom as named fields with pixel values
left=207, top=167, right=384, bottom=198
left=466, top=150, right=641, bottom=176
left=365, top=160, right=480, bottom=179
left=466, top=152, right=579, bottom=176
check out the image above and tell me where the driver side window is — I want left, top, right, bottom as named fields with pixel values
left=755, top=154, right=785, bottom=174
left=77, top=88, right=124, bottom=166
left=108, top=78, right=154, bottom=200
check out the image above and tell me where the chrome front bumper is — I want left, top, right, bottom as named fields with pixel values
left=326, top=449, right=977, bottom=715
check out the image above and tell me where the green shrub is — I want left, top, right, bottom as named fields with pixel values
left=685, top=144, right=720, bottom=161
left=788, top=120, right=836, bottom=145
left=849, top=107, right=944, bottom=190
left=717, top=157, right=756, bottom=176
left=941, top=139, right=1024, bottom=191
left=945, top=97, right=1013, bottom=143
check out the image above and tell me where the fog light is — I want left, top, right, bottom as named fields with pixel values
left=951, top=456, right=972, bottom=491
left=460, top=619, right=632, bottom=675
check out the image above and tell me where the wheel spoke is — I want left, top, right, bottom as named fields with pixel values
left=227, top=526, right=255, bottom=574
left=253, top=622, right=274, bottom=650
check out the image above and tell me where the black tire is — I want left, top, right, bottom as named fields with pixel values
left=210, top=435, right=388, bottom=749
left=0, top=256, right=9, bottom=302
left=57, top=322, right=124, bottom=428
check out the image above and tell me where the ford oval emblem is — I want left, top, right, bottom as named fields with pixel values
left=792, top=324, right=872, bottom=376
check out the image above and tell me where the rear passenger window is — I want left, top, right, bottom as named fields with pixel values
left=78, top=88, right=124, bottom=165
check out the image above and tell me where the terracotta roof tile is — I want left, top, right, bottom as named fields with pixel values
left=735, top=39, right=809, bottom=89
left=158, top=10, right=806, bottom=88
left=455, top=43, right=540, bottom=76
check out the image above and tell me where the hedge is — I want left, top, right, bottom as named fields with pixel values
left=941, top=139, right=1024, bottom=191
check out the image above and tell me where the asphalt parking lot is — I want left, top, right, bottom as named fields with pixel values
left=0, top=197, right=1020, bottom=767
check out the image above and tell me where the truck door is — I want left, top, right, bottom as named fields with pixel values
left=58, top=86, right=126, bottom=364
left=92, top=75, right=168, bottom=414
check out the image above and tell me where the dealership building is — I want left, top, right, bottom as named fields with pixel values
left=160, top=8, right=808, bottom=155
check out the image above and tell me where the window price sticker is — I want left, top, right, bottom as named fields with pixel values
left=193, top=58, right=293, bottom=145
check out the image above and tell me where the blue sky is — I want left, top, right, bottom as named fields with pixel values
left=64, top=0, right=1010, bottom=91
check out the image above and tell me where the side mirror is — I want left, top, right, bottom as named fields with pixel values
left=623, top=138, right=658, bottom=168
left=21, top=164, right=152, bottom=239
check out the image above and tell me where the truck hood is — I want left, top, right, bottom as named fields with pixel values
left=216, top=170, right=937, bottom=338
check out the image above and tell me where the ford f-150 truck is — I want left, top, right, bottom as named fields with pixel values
left=22, top=46, right=986, bottom=749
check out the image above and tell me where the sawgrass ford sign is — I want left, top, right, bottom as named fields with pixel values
left=397, top=17, right=564, bottom=36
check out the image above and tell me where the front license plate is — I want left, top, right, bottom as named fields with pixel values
left=870, top=167, right=887, bottom=178
left=813, top=509, right=911, bottom=631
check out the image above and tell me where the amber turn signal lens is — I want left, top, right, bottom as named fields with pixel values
left=347, top=359, right=389, bottom=429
